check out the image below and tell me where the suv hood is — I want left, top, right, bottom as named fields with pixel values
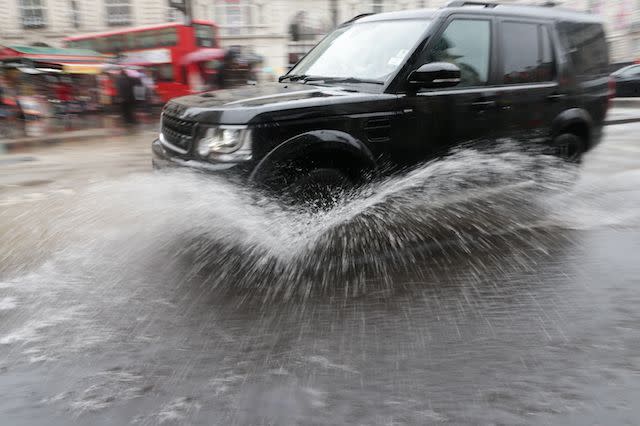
left=163, top=82, right=396, bottom=125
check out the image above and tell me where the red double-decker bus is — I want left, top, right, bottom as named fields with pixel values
left=64, top=20, right=224, bottom=102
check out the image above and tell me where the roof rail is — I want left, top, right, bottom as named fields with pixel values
left=445, top=1, right=498, bottom=8
left=341, top=13, right=375, bottom=26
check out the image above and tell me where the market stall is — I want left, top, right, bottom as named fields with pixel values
left=0, top=45, right=109, bottom=116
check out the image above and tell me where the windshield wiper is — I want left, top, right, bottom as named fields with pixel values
left=279, top=74, right=384, bottom=85
left=278, top=74, right=308, bottom=82
left=302, top=76, right=385, bottom=85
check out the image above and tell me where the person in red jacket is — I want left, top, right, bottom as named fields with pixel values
left=56, top=81, right=72, bottom=103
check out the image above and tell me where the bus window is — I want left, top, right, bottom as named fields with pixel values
left=130, top=33, right=142, bottom=49
left=112, top=35, right=125, bottom=52
left=95, top=38, right=108, bottom=53
left=194, top=24, right=216, bottom=47
left=141, top=31, right=156, bottom=49
left=157, top=28, right=177, bottom=47
left=125, top=34, right=136, bottom=50
left=150, top=64, right=174, bottom=82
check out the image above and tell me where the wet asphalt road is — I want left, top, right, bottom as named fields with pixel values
left=1, top=123, right=640, bottom=425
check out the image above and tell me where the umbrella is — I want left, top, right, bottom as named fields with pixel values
left=180, top=48, right=225, bottom=65
left=125, top=69, right=142, bottom=78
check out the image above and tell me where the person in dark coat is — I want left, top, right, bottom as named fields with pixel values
left=116, top=70, right=136, bottom=125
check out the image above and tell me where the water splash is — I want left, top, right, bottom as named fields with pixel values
left=2, top=144, right=640, bottom=423
left=1, top=144, right=586, bottom=302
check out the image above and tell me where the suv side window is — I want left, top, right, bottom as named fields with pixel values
left=557, top=22, right=608, bottom=77
left=428, top=19, right=491, bottom=87
left=621, top=65, right=640, bottom=77
left=501, top=21, right=555, bottom=84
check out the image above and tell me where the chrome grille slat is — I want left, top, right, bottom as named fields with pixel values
left=161, top=113, right=196, bottom=153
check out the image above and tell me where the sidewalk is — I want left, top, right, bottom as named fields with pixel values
left=605, top=98, right=640, bottom=125
left=0, top=113, right=159, bottom=154
left=605, top=107, right=640, bottom=126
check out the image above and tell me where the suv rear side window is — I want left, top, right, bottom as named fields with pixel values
left=429, top=19, right=491, bottom=87
left=501, top=21, right=555, bottom=84
left=557, top=22, right=608, bottom=76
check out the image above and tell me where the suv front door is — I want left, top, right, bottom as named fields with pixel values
left=395, top=16, right=498, bottom=165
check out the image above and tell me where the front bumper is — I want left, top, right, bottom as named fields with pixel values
left=151, top=138, right=252, bottom=178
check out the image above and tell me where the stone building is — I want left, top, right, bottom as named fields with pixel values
left=0, top=0, right=171, bottom=45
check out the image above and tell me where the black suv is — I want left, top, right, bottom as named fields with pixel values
left=153, top=1, right=612, bottom=198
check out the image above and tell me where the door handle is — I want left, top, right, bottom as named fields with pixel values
left=547, top=93, right=566, bottom=102
left=471, top=99, right=497, bottom=110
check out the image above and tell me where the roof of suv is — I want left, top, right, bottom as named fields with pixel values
left=358, top=2, right=602, bottom=24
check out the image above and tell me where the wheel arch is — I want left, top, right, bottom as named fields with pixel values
left=248, top=130, right=378, bottom=186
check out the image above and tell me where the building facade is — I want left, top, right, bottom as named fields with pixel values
left=0, top=0, right=173, bottom=45
left=0, top=0, right=638, bottom=75
left=208, top=0, right=640, bottom=71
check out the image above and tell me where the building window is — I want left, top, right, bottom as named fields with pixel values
left=289, top=11, right=326, bottom=42
left=19, top=0, right=47, bottom=29
left=70, top=0, right=80, bottom=28
left=167, top=7, right=180, bottom=22
left=106, top=0, right=131, bottom=26
left=214, top=0, right=260, bottom=36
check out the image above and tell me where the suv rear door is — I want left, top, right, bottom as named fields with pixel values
left=395, top=14, right=498, bottom=164
left=494, top=19, right=563, bottom=144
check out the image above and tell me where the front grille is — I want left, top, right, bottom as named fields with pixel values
left=161, top=113, right=196, bottom=153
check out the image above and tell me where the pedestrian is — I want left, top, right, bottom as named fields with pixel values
left=139, top=69, right=156, bottom=115
left=55, top=78, right=73, bottom=128
left=133, top=75, right=145, bottom=111
left=116, top=69, right=136, bottom=125
left=0, top=79, right=5, bottom=119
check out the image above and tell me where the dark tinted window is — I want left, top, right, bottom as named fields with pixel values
left=429, top=19, right=491, bottom=87
left=501, top=22, right=540, bottom=84
left=557, top=22, right=608, bottom=76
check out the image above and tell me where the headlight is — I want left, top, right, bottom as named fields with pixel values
left=197, top=126, right=252, bottom=162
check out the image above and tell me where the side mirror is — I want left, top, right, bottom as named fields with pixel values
left=408, top=62, right=461, bottom=89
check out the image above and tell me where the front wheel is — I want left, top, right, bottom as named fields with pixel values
left=284, top=168, right=353, bottom=210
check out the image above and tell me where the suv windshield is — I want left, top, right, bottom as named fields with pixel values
left=288, top=19, right=431, bottom=84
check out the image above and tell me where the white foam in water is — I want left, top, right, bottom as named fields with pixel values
left=0, top=297, right=17, bottom=311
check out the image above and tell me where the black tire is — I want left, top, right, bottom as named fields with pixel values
left=284, top=167, right=353, bottom=210
left=552, top=133, right=585, bottom=163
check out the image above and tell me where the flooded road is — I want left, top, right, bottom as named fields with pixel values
left=1, top=124, right=640, bottom=425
